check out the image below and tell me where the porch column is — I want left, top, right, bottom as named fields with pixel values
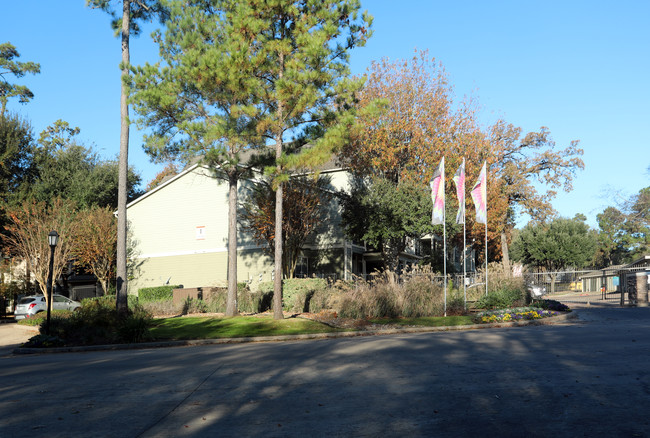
left=635, top=272, right=649, bottom=307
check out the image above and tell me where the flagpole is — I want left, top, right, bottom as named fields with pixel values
left=484, top=220, right=488, bottom=296
left=443, top=202, right=447, bottom=317
left=461, top=158, right=467, bottom=310
left=463, top=209, right=467, bottom=310
left=430, top=157, right=446, bottom=317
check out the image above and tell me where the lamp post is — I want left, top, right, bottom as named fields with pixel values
left=46, top=230, right=59, bottom=335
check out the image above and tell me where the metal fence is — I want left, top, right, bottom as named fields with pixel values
left=522, top=270, right=627, bottom=306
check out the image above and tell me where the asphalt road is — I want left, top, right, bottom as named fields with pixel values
left=2, top=306, right=650, bottom=437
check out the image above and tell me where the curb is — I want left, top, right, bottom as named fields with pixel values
left=11, top=311, right=578, bottom=355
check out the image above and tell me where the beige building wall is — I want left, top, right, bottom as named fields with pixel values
left=127, top=164, right=360, bottom=293
left=127, top=165, right=274, bottom=293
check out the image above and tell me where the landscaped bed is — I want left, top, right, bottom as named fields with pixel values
left=473, top=307, right=564, bottom=324
left=17, top=275, right=572, bottom=348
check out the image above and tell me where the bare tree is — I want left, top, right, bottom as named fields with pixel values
left=3, top=199, right=79, bottom=310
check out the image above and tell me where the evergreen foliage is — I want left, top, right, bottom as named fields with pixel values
left=15, top=120, right=142, bottom=209
left=129, top=0, right=373, bottom=319
left=0, top=42, right=41, bottom=117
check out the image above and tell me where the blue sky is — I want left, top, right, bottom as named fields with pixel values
left=2, top=0, right=649, bottom=227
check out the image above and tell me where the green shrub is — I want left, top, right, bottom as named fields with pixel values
left=17, top=309, right=73, bottom=326
left=237, top=284, right=272, bottom=313
left=33, top=295, right=154, bottom=347
left=474, top=287, right=524, bottom=310
left=140, top=299, right=180, bottom=316
left=256, top=278, right=328, bottom=313
left=308, top=287, right=344, bottom=314
left=182, top=297, right=208, bottom=314
left=23, top=334, right=65, bottom=348
left=138, top=285, right=181, bottom=302
left=532, top=298, right=571, bottom=312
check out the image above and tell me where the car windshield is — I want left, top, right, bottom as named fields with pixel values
left=18, top=297, right=37, bottom=304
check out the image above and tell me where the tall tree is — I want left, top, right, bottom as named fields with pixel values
left=241, top=175, right=333, bottom=279
left=3, top=199, right=79, bottom=310
left=87, top=0, right=166, bottom=314
left=510, top=216, right=597, bottom=293
left=130, top=0, right=372, bottom=319
left=0, top=114, right=35, bottom=246
left=239, top=0, right=372, bottom=319
left=0, top=115, right=35, bottom=204
left=596, top=186, right=650, bottom=266
left=339, top=176, right=436, bottom=272
left=74, top=206, right=117, bottom=295
left=338, top=52, right=501, bottom=268
left=145, top=163, right=178, bottom=192
left=16, top=120, right=142, bottom=209
left=340, top=51, right=477, bottom=183
left=624, top=186, right=650, bottom=259
left=595, top=206, right=628, bottom=267
left=487, top=121, right=584, bottom=272
left=0, top=42, right=41, bottom=118
left=128, top=1, right=266, bottom=316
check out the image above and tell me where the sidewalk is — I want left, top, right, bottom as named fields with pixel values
left=0, top=322, right=38, bottom=356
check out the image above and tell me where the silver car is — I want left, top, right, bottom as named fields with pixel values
left=14, top=295, right=81, bottom=320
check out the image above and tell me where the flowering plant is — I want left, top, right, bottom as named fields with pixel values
left=473, top=307, right=561, bottom=324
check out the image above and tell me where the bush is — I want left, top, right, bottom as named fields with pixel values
left=532, top=298, right=571, bottom=312
left=338, top=280, right=400, bottom=319
left=23, top=334, right=65, bottom=348
left=256, top=278, right=328, bottom=313
left=182, top=297, right=209, bottom=314
left=308, top=287, right=345, bottom=314
left=474, top=287, right=524, bottom=310
left=319, top=267, right=467, bottom=319
left=138, top=285, right=182, bottom=302
left=32, top=295, right=154, bottom=347
left=17, top=309, right=73, bottom=326
left=140, top=299, right=180, bottom=316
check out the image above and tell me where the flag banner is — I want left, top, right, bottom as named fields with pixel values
left=430, top=157, right=445, bottom=225
left=453, top=159, right=465, bottom=224
left=471, top=162, right=487, bottom=224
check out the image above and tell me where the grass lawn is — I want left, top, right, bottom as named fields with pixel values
left=148, top=314, right=477, bottom=341
left=148, top=315, right=348, bottom=340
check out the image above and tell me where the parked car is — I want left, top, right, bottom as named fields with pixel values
left=14, top=295, right=81, bottom=321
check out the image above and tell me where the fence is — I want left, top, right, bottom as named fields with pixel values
left=522, top=270, right=631, bottom=306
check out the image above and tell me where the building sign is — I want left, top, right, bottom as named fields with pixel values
left=196, top=226, right=206, bottom=240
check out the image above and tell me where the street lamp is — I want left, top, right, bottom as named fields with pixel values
left=46, top=230, right=59, bottom=335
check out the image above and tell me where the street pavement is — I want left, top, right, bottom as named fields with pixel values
left=2, top=302, right=650, bottom=437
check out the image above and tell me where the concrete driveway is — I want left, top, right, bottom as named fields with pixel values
left=0, top=322, right=37, bottom=356
left=2, top=305, right=650, bottom=437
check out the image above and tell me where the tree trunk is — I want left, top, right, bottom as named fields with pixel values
left=116, top=0, right=130, bottom=315
left=273, top=52, right=285, bottom=320
left=273, top=180, right=283, bottom=319
left=550, top=272, right=557, bottom=294
left=225, top=172, right=238, bottom=316
left=501, top=231, right=511, bottom=275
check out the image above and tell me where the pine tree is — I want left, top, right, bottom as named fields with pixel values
left=0, top=42, right=40, bottom=118
left=129, top=0, right=372, bottom=318
left=87, top=0, right=166, bottom=313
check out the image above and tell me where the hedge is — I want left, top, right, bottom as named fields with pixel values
left=138, top=285, right=182, bottom=302
left=257, top=278, right=328, bottom=313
